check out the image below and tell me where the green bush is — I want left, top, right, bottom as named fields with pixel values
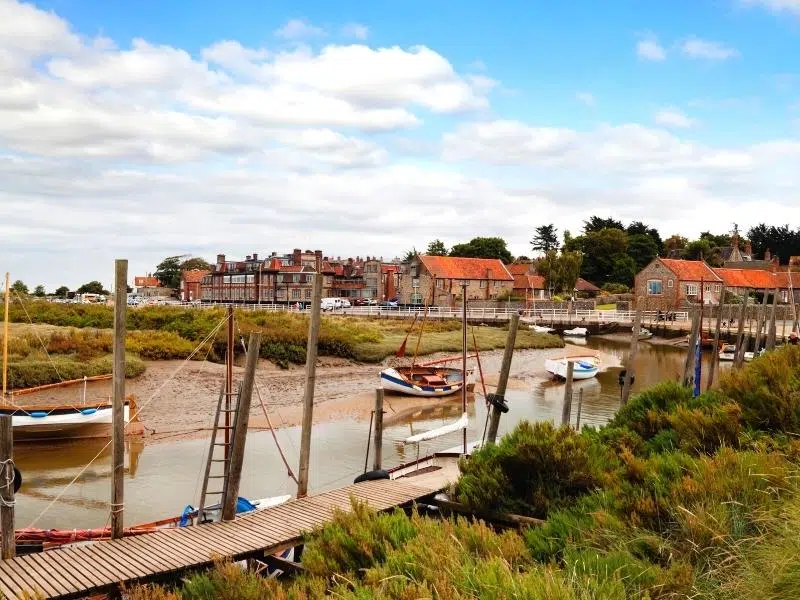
left=601, top=283, right=630, bottom=294
left=4, top=354, right=145, bottom=388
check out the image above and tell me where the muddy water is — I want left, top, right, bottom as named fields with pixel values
left=12, top=337, right=718, bottom=530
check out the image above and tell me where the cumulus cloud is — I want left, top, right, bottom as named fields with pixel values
left=636, top=37, right=666, bottom=61
left=680, top=37, right=739, bottom=61
left=275, top=19, right=325, bottom=39
left=654, top=108, right=697, bottom=129
left=576, top=92, right=596, bottom=107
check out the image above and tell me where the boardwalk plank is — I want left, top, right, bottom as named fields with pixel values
left=22, top=553, right=74, bottom=597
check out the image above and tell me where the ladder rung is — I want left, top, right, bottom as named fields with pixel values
left=204, top=491, right=223, bottom=496
left=213, top=443, right=230, bottom=446
left=207, top=475, right=226, bottom=479
left=211, top=458, right=229, bottom=462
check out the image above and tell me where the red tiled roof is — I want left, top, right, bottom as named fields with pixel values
left=321, top=261, right=336, bottom=274
left=773, top=271, right=800, bottom=290
left=575, top=278, right=600, bottom=292
left=134, top=276, right=160, bottom=287
left=714, top=268, right=777, bottom=289
left=508, top=263, right=534, bottom=276
left=660, top=259, right=721, bottom=282
left=181, top=269, right=210, bottom=284
left=419, top=255, right=513, bottom=281
left=512, top=274, right=546, bottom=290
left=382, top=265, right=399, bottom=274
left=279, top=265, right=310, bottom=273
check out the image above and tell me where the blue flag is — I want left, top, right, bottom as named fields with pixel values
left=693, top=338, right=702, bottom=397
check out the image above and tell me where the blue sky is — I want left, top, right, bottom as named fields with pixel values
left=1, top=0, right=799, bottom=288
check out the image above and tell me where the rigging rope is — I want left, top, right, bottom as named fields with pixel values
left=12, top=290, right=63, bottom=383
left=25, top=313, right=228, bottom=529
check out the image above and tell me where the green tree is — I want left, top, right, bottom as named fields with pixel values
left=76, top=281, right=109, bottom=295
left=748, top=223, right=800, bottom=264
left=425, top=239, right=448, bottom=256
left=530, top=224, right=559, bottom=254
left=180, top=257, right=212, bottom=271
left=11, top=280, right=28, bottom=295
left=627, top=221, right=663, bottom=254
left=575, top=228, right=632, bottom=286
left=627, top=234, right=659, bottom=271
left=682, top=239, right=713, bottom=261
left=583, top=216, right=624, bottom=234
left=54, top=286, right=70, bottom=298
left=664, top=234, right=688, bottom=256
left=449, top=237, right=513, bottom=263
left=33, top=285, right=46, bottom=297
left=402, top=247, right=418, bottom=263
left=537, top=250, right=583, bottom=294
left=154, top=256, right=183, bottom=288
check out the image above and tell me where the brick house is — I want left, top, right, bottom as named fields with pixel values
left=201, top=253, right=279, bottom=303
left=381, top=264, right=400, bottom=301
left=508, top=263, right=549, bottom=300
left=634, top=258, right=722, bottom=311
left=575, top=278, right=601, bottom=297
left=398, top=255, right=514, bottom=306
left=713, top=268, right=777, bottom=299
left=180, top=269, right=210, bottom=302
left=133, top=275, right=173, bottom=298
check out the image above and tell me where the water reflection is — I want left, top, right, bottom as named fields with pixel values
left=13, top=335, right=712, bottom=529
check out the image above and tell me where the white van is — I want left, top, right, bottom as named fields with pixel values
left=320, top=298, right=351, bottom=311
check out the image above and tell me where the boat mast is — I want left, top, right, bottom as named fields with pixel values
left=2, top=272, right=9, bottom=404
left=461, top=281, right=467, bottom=455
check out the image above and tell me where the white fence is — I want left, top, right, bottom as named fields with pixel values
left=163, top=302, right=690, bottom=323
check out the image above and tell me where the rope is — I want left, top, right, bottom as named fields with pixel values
left=12, top=290, right=63, bottom=382
left=0, top=458, right=15, bottom=507
left=25, top=314, right=228, bottom=529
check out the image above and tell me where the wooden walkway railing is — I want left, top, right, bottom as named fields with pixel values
left=0, top=479, right=435, bottom=599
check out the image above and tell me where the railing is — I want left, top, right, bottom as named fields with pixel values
left=165, top=302, right=690, bottom=322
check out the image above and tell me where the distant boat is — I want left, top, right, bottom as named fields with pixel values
left=718, top=344, right=754, bottom=362
left=380, top=366, right=465, bottom=397
left=637, top=327, right=654, bottom=340
left=545, top=356, right=600, bottom=380
left=563, top=327, right=588, bottom=337
left=531, top=324, right=555, bottom=333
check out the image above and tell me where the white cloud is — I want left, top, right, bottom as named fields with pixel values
left=576, top=92, right=595, bottom=107
left=275, top=19, right=325, bottom=39
left=680, top=37, right=739, bottom=61
left=636, top=38, right=666, bottom=61
left=654, top=108, right=697, bottom=129
left=341, top=23, right=369, bottom=40
left=741, top=0, right=800, bottom=15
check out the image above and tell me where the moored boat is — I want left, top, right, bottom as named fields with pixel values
left=637, top=327, right=653, bottom=340
left=380, top=366, right=465, bottom=397
left=531, top=324, right=555, bottom=333
left=0, top=401, right=135, bottom=441
left=545, top=356, right=600, bottom=380
left=563, top=327, right=588, bottom=337
left=718, top=344, right=754, bottom=362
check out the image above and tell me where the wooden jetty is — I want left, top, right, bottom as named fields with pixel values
left=0, top=479, right=436, bottom=599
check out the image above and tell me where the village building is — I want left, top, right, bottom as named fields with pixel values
left=201, top=253, right=279, bottom=303
left=133, top=275, right=172, bottom=298
left=381, top=264, right=400, bottom=301
left=180, top=269, right=210, bottom=302
left=508, top=263, right=548, bottom=301
left=713, top=268, right=778, bottom=300
left=397, top=255, right=514, bottom=306
left=634, top=258, right=722, bottom=311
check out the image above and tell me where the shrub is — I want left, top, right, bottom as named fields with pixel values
left=5, top=354, right=145, bottom=388
left=601, top=283, right=630, bottom=294
left=127, top=330, right=198, bottom=360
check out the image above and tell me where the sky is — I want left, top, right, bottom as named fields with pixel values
left=2, top=0, right=800, bottom=289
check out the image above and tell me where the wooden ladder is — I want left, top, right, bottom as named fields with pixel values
left=196, top=382, right=241, bottom=524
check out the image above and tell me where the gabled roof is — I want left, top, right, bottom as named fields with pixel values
left=774, top=271, right=800, bottom=290
left=279, top=265, right=314, bottom=273
left=575, top=278, right=600, bottom=292
left=181, top=269, right=210, bottom=284
left=713, top=268, right=777, bottom=289
left=508, top=263, right=535, bottom=276
left=513, top=274, right=546, bottom=290
left=659, top=259, right=721, bottom=282
left=418, top=255, right=513, bottom=281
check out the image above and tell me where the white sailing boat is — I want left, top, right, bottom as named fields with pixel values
left=545, top=355, right=600, bottom=380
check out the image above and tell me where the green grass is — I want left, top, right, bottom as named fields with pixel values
left=596, top=303, right=617, bottom=310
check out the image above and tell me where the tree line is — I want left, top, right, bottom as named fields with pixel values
left=411, top=220, right=800, bottom=292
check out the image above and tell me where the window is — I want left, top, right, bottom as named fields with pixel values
left=668, top=279, right=674, bottom=288
left=479, top=281, right=487, bottom=288
left=292, top=289, right=300, bottom=299
left=714, top=284, right=721, bottom=293
left=436, top=279, right=444, bottom=289
left=686, top=283, right=698, bottom=296
left=246, top=275, right=255, bottom=283
left=411, top=293, right=423, bottom=305
left=305, top=289, right=311, bottom=299
left=412, top=278, right=420, bottom=288
left=647, top=279, right=662, bottom=295
left=704, top=284, right=711, bottom=293
left=293, top=275, right=300, bottom=283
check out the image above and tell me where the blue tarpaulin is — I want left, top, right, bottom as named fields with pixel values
left=693, top=339, right=702, bottom=398
left=178, top=497, right=258, bottom=527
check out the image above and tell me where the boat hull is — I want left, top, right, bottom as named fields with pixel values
left=380, top=367, right=463, bottom=397
left=563, top=327, right=588, bottom=337
left=1, top=404, right=131, bottom=441
left=545, top=358, right=599, bottom=380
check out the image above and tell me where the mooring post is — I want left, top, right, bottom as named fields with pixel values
left=485, top=312, right=519, bottom=444
left=734, top=290, right=750, bottom=368
left=111, top=259, right=127, bottom=540
left=621, top=299, right=642, bottom=406
left=707, top=285, right=726, bottom=390
left=754, top=289, right=769, bottom=353
left=297, top=273, right=323, bottom=498
left=225, top=306, right=234, bottom=462
left=221, top=332, right=261, bottom=521
left=682, top=309, right=700, bottom=387
left=766, top=288, right=779, bottom=351
left=373, top=389, right=384, bottom=470
left=575, top=388, right=583, bottom=431
left=0, top=415, right=14, bottom=559
left=561, top=361, right=575, bottom=426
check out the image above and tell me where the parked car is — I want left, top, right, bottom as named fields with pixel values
left=381, top=300, right=398, bottom=308
left=320, top=298, right=351, bottom=311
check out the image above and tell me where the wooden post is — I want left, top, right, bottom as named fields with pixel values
left=561, top=361, right=574, bottom=426
left=754, top=289, right=769, bottom=353
left=111, top=259, right=127, bottom=540
left=225, top=306, right=234, bottom=462
left=485, top=312, right=519, bottom=444
left=221, top=332, right=261, bottom=521
left=461, top=282, right=468, bottom=455
left=0, top=416, right=14, bottom=559
left=575, top=388, right=583, bottom=431
left=297, top=273, right=323, bottom=498
left=766, top=288, right=779, bottom=351
left=707, top=285, right=726, bottom=390
left=373, top=389, right=384, bottom=470
left=734, top=290, right=750, bottom=367
left=682, top=309, right=701, bottom=387
left=621, top=299, right=642, bottom=405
